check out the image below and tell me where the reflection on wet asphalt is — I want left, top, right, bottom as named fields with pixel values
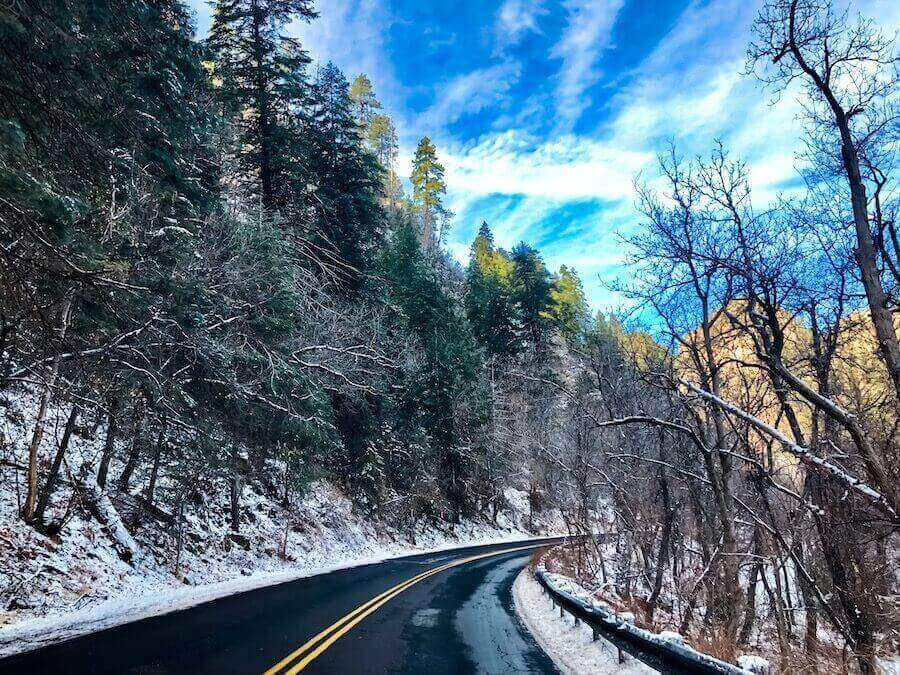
left=395, top=551, right=558, bottom=675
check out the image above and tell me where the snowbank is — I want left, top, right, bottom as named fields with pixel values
left=513, top=568, right=655, bottom=674
left=536, top=568, right=754, bottom=675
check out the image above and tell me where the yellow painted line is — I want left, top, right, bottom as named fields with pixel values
left=265, top=542, right=551, bottom=674
left=262, top=560, right=458, bottom=675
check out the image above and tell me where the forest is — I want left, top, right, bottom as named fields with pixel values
left=0, top=0, right=898, bottom=672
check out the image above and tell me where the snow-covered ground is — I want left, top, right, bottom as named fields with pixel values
left=512, top=568, right=656, bottom=675
left=881, top=657, right=900, bottom=674
left=1, top=385, right=563, bottom=658
left=516, top=545, right=769, bottom=675
left=0, top=480, right=560, bottom=658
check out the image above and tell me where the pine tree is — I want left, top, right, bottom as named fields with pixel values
left=550, top=265, right=590, bottom=344
left=380, top=219, right=487, bottom=520
left=304, top=63, right=385, bottom=289
left=368, top=114, right=401, bottom=209
left=410, top=137, right=446, bottom=250
left=510, top=242, right=553, bottom=352
left=0, top=0, right=217, bottom=523
left=465, top=223, right=520, bottom=357
left=207, top=0, right=316, bottom=213
left=348, top=74, right=382, bottom=130
left=346, top=74, right=400, bottom=212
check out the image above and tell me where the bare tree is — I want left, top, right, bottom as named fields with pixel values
left=749, top=0, right=900, bottom=400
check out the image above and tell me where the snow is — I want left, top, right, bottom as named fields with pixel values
left=0, top=528, right=560, bottom=659
left=513, top=568, right=656, bottom=674
left=532, top=562, right=754, bottom=675
left=80, top=470, right=142, bottom=563
left=657, top=630, right=685, bottom=645
left=0, top=384, right=564, bottom=658
left=737, top=654, right=773, bottom=674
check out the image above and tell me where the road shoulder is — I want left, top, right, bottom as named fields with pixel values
left=512, top=568, right=656, bottom=675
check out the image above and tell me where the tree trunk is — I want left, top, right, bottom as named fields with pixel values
left=144, top=417, right=166, bottom=506
left=786, top=0, right=900, bottom=400
left=230, top=442, right=241, bottom=532
left=697, top=296, right=744, bottom=639
left=250, top=0, right=274, bottom=212
left=798, top=557, right=819, bottom=658
left=645, top=468, right=674, bottom=623
left=840, top=131, right=900, bottom=399
left=421, top=206, right=433, bottom=250
left=117, top=397, right=146, bottom=492
left=32, top=402, right=80, bottom=527
left=96, top=396, right=119, bottom=489
left=739, top=559, right=762, bottom=645
left=22, top=297, right=72, bottom=521
left=760, top=552, right=792, bottom=659
left=814, top=493, right=875, bottom=671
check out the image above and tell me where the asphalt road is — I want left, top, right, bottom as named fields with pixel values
left=0, top=538, right=563, bottom=674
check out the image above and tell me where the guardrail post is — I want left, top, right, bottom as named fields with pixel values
left=592, top=628, right=599, bottom=642
left=559, top=605, right=564, bottom=618
left=574, top=615, right=579, bottom=627
left=617, top=647, right=625, bottom=664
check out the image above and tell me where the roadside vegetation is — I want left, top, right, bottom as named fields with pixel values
left=0, top=0, right=898, bottom=671
left=537, top=2, right=900, bottom=671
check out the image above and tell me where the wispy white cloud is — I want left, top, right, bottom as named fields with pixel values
left=418, top=61, right=522, bottom=131
left=187, top=0, right=898, bottom=309
left=440, top=131, right=649, bottom=202
left=437, top=0, right=819, bottom=308
left=494, top=0, right=547, bottom=50
left=550, top=0, right=625, bottom=132
left=289, top=0, right=409, bottom=135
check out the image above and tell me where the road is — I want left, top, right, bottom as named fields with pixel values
left=0, top=539, right=563, bottom=674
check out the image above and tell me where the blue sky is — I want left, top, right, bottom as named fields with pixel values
left=187, top=0, right=899, bottom=310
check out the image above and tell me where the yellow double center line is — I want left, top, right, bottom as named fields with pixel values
left=264, top=543, right=546, bottom=674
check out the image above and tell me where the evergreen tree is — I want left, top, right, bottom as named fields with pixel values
left=465, top=223, right=520, bottom=357
left=304, top=63, right=385, bottom=289
left=0, top=0, right=217, bottom=522
left=410, top=137, right=446, bottom=249
left=368, top=114, right=401, bottom=209
left=381, top=219, right=487, bottom=520
left=0, top=0, right=216, bottom=383
left=346, top=73, right=400, bottom=212
left=348, top=74, right=381, bottom=130
left=550, top=265, right=590, bottom=344
left=207, top=0, right=316, bottom=213
left=510, top=242, right=553, bottom=352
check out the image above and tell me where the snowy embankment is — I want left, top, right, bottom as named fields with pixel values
left=1, top=385, right=563, bottom=658
left=534, top=570, right=760, bottom=675
left=513, top=569, right=655, bottom=674
left=513, top=548, right=768, bottom=675
left=0, top=483, right=559, bottom=658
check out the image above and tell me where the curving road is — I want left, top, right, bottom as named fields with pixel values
left=0, top=539, right=563, bottom=674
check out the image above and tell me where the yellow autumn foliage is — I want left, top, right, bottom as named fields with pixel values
left=831, top=311, right=900, bottom=440
left=671, top=301, right=897, bottom=464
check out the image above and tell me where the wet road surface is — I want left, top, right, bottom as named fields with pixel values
left=0, top=539, right=562, bottom=674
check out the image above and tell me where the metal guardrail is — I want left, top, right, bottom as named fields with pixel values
left=534, top=568, right=751, bottom=675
